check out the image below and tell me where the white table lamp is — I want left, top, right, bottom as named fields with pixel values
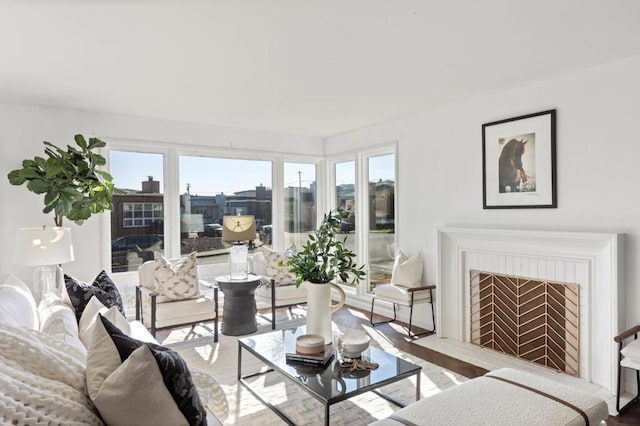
left=13, top=226, right=74, bottom=302
left=222, top=215, right=256, bottom=280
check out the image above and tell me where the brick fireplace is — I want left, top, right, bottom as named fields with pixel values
left=436, top=227, right=622, bottom=394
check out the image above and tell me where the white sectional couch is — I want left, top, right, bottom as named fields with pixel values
left=0, top=274, right=227, bottom=425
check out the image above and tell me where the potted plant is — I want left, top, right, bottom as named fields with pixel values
left=286, top=207, right=365, bottom=343
left=7, top=134, right=115, bottom=226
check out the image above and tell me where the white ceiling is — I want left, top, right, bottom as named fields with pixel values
left=1, top=0, right=639, bottom=138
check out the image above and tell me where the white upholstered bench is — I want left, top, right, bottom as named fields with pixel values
left=372, top=368, right=608, bottom=426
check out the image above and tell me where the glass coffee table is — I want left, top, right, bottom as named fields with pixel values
left=238, top=326, right=421, bottom=426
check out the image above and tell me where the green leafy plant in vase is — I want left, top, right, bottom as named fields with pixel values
left=286, top=207, right=366, bottom=343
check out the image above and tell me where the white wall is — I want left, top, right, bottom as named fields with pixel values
left=326, top=53, right=640, bottom=331
left=0, top=105, right=322, bottom=285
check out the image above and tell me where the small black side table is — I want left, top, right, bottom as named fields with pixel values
left=216, top=274, right=261, bottom=336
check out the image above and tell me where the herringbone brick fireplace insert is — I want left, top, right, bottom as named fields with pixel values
left=470, top=271, right=580, bottom=376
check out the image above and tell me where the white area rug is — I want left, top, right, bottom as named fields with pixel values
left=162, top=314, right=468, bottom=425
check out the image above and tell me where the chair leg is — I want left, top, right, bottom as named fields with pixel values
left=150, top=293, right=157, bottom=338
left=214, top=286, right=219, bottom=343
left=271, top=279, right=276, bottom=330
left=370, top=296, right=397, bottom=327
left=407, top=291, right=436, bottom=339
left=135, top=286, right=141, bottom=321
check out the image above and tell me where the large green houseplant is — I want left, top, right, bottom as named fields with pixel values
left=286, top=207, right=366, bottom=286
left=7, top=135, right=115, bottom=226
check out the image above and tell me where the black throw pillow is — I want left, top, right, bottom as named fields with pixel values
left=65, top=270, right=125, bottom=322
left=98, top=315, right=207, bottom=425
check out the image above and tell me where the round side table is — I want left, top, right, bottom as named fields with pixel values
left=216, top=274, right=261, bottom=336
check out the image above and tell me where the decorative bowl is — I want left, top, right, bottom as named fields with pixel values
left=336, top=333, right=370, bottom=358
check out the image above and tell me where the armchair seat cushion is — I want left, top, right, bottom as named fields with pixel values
left=140, top=290, right=216, bottom=330
left=255, top=283, right=306, bottom=305
left=373, top=284, right=431, bottom=305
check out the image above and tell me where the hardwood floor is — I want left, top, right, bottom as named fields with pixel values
left=335, top=305, right=640, bottom=426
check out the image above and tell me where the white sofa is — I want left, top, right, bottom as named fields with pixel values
left=0, top=274, right=227, bottom=425
left=372, top=367, right=608, bottom=426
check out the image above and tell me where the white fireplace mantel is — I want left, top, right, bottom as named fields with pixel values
left=436, top=227, right=623, bottom=394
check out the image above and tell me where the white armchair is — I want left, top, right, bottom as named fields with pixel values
left=370, top=283, right=435, bottom=338
left=251, top=247, right=307, bottom=329
left=369, top=249, right=436, bottom=338
left=136, top=253, right=218, bottom=340
left=614, top=325, right=640, bottom=413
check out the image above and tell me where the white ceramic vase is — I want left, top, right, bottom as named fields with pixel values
left=305, top=281, right=346, bottom=344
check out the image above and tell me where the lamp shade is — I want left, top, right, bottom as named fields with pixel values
left=13, top=226, right=75, bottom=266
left=222, top=215, right=256, bottom=242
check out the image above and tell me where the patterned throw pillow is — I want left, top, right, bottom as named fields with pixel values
left=151, top=252, right=200, bottom=300
left=64, top=271, right=125, bottom=322
left=86, top=315, right=207, bottom=426
left=264, top=247, right=297, bottom=286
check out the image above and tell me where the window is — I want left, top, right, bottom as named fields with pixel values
left=109, top=151, right=165, bottom=273
left=122, top=202, right=163, bottom=228
left=178, top=155, right=272, bottom=266
left=335, top=159, right=357, bottom=251
left=283, top=162, right=317, bottom=249
left=367, top=153, right=395, bottom=291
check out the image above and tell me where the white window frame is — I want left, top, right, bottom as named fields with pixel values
left=103, top=139, right=324, bottom=278
left=327, top=142, right=398, bottom=296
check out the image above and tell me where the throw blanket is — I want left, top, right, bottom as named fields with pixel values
left=0, top=323, right=104, bottom=425
left=0, top=324, right=229, bottom=425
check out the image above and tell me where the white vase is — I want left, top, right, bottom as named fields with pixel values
left=305, top=281, right=346, bottom=344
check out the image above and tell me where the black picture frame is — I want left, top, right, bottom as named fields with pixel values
left=482, top=109, right=556, bottom=209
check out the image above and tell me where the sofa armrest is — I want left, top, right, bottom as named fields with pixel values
left=191, top=368, right=228, bottom=424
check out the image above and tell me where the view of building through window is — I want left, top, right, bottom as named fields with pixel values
left=109, top=151, right=165, bottom=272
left=178, top=155, right=272, bottom=266
left=283, top=162, right=317, bottom=250
left=109, top=148, right=394, bottom=295
left=367, top=153, right=395, bottom=291
left=335, top=161, right=357, bottom=278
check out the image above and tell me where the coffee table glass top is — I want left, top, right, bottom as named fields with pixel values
left=239, top=326, right=421, bottom=403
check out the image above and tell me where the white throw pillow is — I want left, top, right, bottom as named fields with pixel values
left=38, top=293, right=86, bottom=355
left=0, top=274, right=38, bottom=329
left=86, top=315, right=207, bottom=426
left=152, top=252, right=200, bottom=300
left=390, top=250, right=423, bottom=288
left=621, top=338, right=640, bottom=362
left=79, top=296, right=130, bottom=348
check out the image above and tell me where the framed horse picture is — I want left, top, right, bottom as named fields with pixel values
left=482, top=109, right=557, bottom=209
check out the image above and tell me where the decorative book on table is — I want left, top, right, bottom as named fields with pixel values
left=286, top=343, right=334, bottom=366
